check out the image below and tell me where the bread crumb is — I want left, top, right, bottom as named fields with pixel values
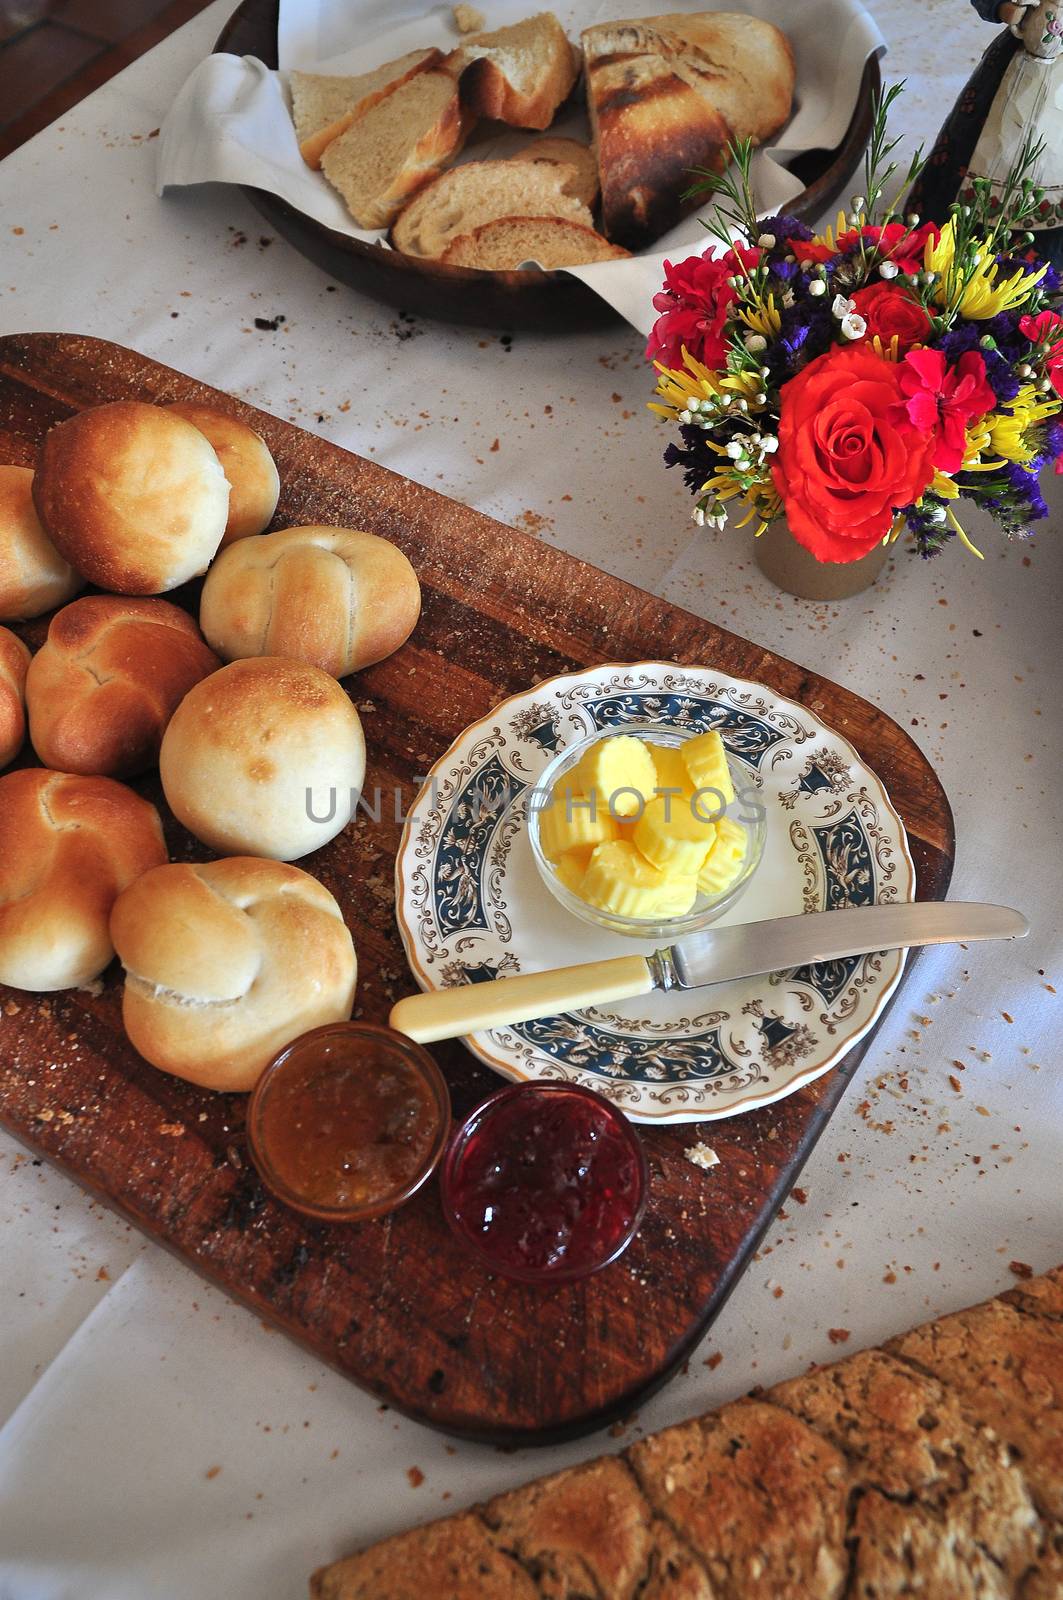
left=1008, top=1259, right=1033, bottom=1279
left=453, top=3, right=485, bottom=31
left=685, top=1141, right=719, bottom=1171
left=204, top=1465, right=222, bottom=1480
left=827, top=1328, right=851, bottom=1345
left=159, top=1122, right=185, bottom=1137
left=406, top=1466, right=425, bottom=1488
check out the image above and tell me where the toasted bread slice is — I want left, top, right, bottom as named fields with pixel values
left=441, top=216, right=630, bottom=269
left=291, top=49, right=443, bottom=169
left=391, top=158, right=592, bottom=259
left=507, top=137, right=598, bottom=208
left=445, top=12, right=580, bottom=130
left=320, top=69, right=471, bottom=231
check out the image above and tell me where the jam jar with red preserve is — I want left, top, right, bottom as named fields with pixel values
left=440, top=1081, right=648, bottom=1283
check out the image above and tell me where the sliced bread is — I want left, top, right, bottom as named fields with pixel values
left=441, top=216, right=630, bottom=269
left=445, top=12, right=580, bottom=130
left=291, top=49, right=442, bottom=169
left=391, top=158, right=592, bottom=259
left=508, top=137, right=599, bottom=208
left=320, top=69, right=471, bottom=232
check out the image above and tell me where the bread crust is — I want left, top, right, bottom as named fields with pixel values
left=446, top=12, right=580, bottom=130
left=391, top=158, right=592, bottom=259
left=164, top=403, right=280, bottom=545
left=0, top=767, right=167, bottom=992
left=294, top=49, right=444, bottom=170
left=111, top=857, right=357, bottom=1091
left=26, top=595, right=220, bottom=778
left=0, top=464, right=83, bottom=621
left=0, top=625, right=30, bottom=770
left=33, top=401, right=230, bottom=595
left=198, top=525, right=420, bottom=678
left=440, top=215, right=630, bottom=269
left=508, top=137, right=599, bottom=207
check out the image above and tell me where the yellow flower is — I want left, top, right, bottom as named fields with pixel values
left=807, top=210, right=852, bottom=255
left=649, top=348, right=767, bottom=422
left=737, top=293, right=782, bottom=338
left=986, top=384, right=1061, bottom=465
left=698, top=453, right=781, bottom=538
left=925, top=220, right=1047, bottom=320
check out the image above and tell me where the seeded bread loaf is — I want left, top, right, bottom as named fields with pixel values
left=445, top=12, right=580, bottom=131
left=391, top=158, right=592, bottom=259
left=507, top=137, right=599, bottom=208
left=310, top=1265, right=1063, bottom=1599
left=441, top=216, right=629, bottom=270
left=291, top=50, right=443, bottom=169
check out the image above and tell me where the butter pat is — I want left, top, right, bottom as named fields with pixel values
left=682, top=730, right=735, bottom=809
left=538, top=788, right=619, bottom=861
left=572, top=734, right=658, bottom=817
left=633, top=794, right=717, bottom=875
left=697, top=816, right=747, bottom=895
left=580, top=840, right=697, bottom=918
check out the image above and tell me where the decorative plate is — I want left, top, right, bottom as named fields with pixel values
left=394, top=663, right=915, bottom=1123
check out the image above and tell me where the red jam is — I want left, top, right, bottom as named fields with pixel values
left=441, top=1082, right=647, bottom=1283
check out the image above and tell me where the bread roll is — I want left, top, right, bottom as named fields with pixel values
left=33, top=401, right=230, bottom=594
left=164, top=403, right=280, bottom=546
left=0, top=626, right=30, bottom=769
left=159, top=657, right=365, bottom=861
left=0, top=768, right=167, bottom=992
left=111, top=857, right=358, bottom=1092
left=0, top=465, right=84, bottom=621
left=199, top=525, right=420, bottom=679
left=26, top=596, right=220, bottom=778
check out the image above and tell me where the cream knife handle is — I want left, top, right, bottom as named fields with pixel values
left=389, top=955, right=654, bottom=1044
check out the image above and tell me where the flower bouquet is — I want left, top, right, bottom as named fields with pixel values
left=648, top=84, right=1062, bottom=582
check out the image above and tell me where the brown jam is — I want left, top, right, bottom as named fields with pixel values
left=248, top=1024, right=450, bottom=1221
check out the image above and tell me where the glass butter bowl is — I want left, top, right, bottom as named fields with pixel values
left=527, top=727, right=766, bottom=941
left=247, top=1022, right=450, bottom=1223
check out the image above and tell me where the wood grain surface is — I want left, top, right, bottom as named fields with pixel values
left=0, top=333, right=954, bottom=1445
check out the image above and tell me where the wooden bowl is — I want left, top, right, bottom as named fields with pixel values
left=215, top=0, right=880, bottom=332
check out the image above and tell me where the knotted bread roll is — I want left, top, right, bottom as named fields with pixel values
left=199, top=525, right=421, bottom=678
left=0, top=626, right=30, bottom=769
left=0, top=465, right=83, bottom=620
left=0, top=768, right=167, bottom=991
left=164, top=402, right=280, bottom=546
left=110, top=857, right=358, bottom=1091
left=33, top=401, right=230, bottom=594
left=159, top=657, right=366, bottom=861
left=26, top=596, right=221, bottom=777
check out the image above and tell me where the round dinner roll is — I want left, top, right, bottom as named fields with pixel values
left=0, top=465, right=83, bottom=620
left=164, top=402, right=280, bottom=546
left=0, top=626, right=31, bottom=769
left=111, top=858, right=357, bottom=1092
left=159, top=657, right=365, bottom=861
left=26, top=595, right=221, bottom=777
left=0, top=768, right=167, bottom=992
left=199, top=525, right=421, bottom=678
left=33, top=401, right=230, bottom=594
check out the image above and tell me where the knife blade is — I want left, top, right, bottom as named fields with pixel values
left=389, top=902, right=1028, bottom=1044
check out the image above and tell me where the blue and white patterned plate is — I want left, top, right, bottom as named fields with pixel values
left=394, top=663, right=915, bottom=1123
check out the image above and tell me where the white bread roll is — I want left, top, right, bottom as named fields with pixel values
left=0, top=626, right=30, bottom=769
left=33, top=401, right=230, bottom=594
left=26, top=595, right=220, bottom=778
left=159, top=657, right=365, bottom=861
left=110, top=857, right=357, bottom=1092
left=0, top=465, right=83, bottom=621
left=164, top=403, right=280, bottom=546
left=199, top=525, right=421, bottom=679
left=0, top=768, right=167, bottom=992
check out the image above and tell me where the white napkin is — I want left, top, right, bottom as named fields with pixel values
left=158, top=0, right=885, bottom=332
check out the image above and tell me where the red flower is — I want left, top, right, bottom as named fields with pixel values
left=771, top=345, right=938, bottom=563
left=792, top=221, right=938, bottom=275
left=1020, top=309, right=1063, bottom=397
left=849, top=282, right=932, bottom=352
left=898, top=349, right=997, bottom=473
left=646, top=245, right=760, bottom=370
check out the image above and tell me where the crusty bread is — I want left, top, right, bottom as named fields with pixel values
left=0, top=625, right=30, bottom=770
left=0, top=464, right=83, bottom=621
left=111, top=857, right=357, bottom=1093
left=452, top=4, right=484, bottom=34
left=391, top=158, right=592, bottom=259
left=441, top=216, right=629, bottom=270
left=33, top=401, right=230, bottom=594
left=582, top=13, right=795, bottom=250
left=0, top=768, right=167, bottom=992
left=164, top=403, right=280, bottom=545
left=446, top=12, right=580, bottom=130
left=309, top=1266, right=1063, bottom=1600
left=26, top=596, right=220, bottom=778
left=159, top=657, right=365, bottom=862
left=291, top=49, right=443, bottom=170
left=199, top=525, right=421, bottom=679
left=320, top=69, right=471, bottom=231
left=508, top=136, right=599, bottom=207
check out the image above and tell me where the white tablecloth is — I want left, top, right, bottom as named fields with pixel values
left=0, top=3, right=1060, bottom=1595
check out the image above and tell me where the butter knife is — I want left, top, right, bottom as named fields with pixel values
left=389, top=902, right=1028, bottom=1044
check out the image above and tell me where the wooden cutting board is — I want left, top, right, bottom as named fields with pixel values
left=0, top=333, right=954, bottom=1445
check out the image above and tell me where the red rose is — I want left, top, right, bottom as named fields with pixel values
left=771, top=345, right=938, bottom=563
left=849, top=282, right=932, bottom=352
left=646, top=245, right=760, bottom=370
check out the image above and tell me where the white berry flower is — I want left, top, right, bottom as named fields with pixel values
left=809, top=279, right=826, bottom=297
left=878, top=260, right=900, bottom=279
left=678, top=410, right=691, bottom=425
left=840, top=312, right=867, bottom=340
left=832, top=293, right=856, bottom=319
left=761, top=436, right=779, bottom=453
left=725, top=440, right=744, bottom=458
left=757, top=232, right=777, bottom=249
left=744, top=333, right=767, bottom=353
